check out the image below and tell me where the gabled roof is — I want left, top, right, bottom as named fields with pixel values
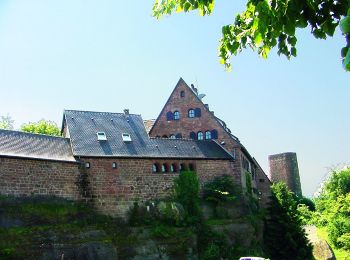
left=149, top=78, right=240, bottom=142
left=64, top=109, right=232, bottom=159
left=0, top=129, right=76, bottom=162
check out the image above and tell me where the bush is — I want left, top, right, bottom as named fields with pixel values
left=203, top=175, right=239, bottom=204
left=173, top=171, right=201, bottom=223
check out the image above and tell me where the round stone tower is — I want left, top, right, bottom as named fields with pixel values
left=269, top=152, right=302, bottom=196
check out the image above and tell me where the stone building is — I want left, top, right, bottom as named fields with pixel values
left=148, top=78, right=271, bottom=205
left=269, top=152, right=302, bottom=196
left=0, top=78, right=273, bottom=216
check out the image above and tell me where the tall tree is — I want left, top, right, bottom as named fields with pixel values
left=315, top=167, right=350, bottom=250
left=0, top=114, right=14, bottom=130
left=21, top=120, right=61, bottom=136
left=153, top=0, right=350, bottom=71
left=264, top=182, right=313, bottom=260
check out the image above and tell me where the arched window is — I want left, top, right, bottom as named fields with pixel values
left=197, top=131, right=204, bottom=140
left=169, top=134, right=176, bottom=139
left=189, top=163, right=195, bottom=171
left=161, top=164, right=168, bottom=173
left=211, top=129, right=218, bottom=139
left=188, top=109, right=195, bottom=118
left=166, top=111, right=174, bottom=121
left=205, top=131, right=211, bottom=140
left=175, top=133, right=182, bottom=139
left=189, top=132, right=196, bottom=140
left=174, top=111, right=180, bottom=120
left=180, top=91, right=185, bottom=97
left=152, top=164, right=159, bottom=173
left=170, top=163, right=177, bottom=173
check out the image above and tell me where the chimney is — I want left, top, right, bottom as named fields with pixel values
left=124, top=109, right=129, bottom=115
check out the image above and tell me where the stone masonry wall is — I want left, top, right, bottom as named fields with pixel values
left=0, top=157, right=81, bottom=199
left=269, top=152, right=302, bottom=196
left=0, top=156, right=238, bottom=218
left=80, top=157, right=237, bottom=217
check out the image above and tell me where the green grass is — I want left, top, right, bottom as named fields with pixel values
left=317, top=227, right=350, bottom=260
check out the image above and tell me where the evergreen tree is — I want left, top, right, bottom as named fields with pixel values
left=264, top=182, right=313, bottom=260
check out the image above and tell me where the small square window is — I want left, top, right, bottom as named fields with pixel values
left=259, top=179, right=265, bottom=183
left=97, top=132, right=107, bottom=141
left=112, top=162, right=117, bottom=169
left=122, top=133, right=132, bottom=142
left=85, top=162, right=90, bottom=169
left=180, top=91, right=185, bottom=97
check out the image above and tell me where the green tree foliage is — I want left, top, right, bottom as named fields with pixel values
left=315, top=167, right=350, bottom=250
left=173, top=170, right=201, bottom=222
left=0, top=114, right=14, bottom=130
left=21, top=120, right=61, bottom=136
left=153, top=0, right=350, bottom=71
left=203, top=174, right=239, bottom=204
left=264, top=182, right=313, bottom=260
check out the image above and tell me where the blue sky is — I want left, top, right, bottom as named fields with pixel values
left=0, top=1, right=349, bottom=197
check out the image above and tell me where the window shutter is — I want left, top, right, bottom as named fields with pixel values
left=189, top=132, right=196, bottom=140
left=194, top=108, right=201, bottom=117
left=211, top=129, right=218, bottom=139
left=166, top=111, right=174, bottom=121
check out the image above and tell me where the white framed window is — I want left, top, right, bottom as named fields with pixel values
left=205, top=131, right=211, bottom=140
left=97, top=132, right=107, bottom=141
left=197, top=131, right=203, bottom=140
left=122, top=133, right=132, bottom=142
left=174, top=111, right=180, bottom=120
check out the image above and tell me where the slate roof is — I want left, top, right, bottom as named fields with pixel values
left=64, top=110, right=232, bottom=159
left=0, top=129, right=76, bottom=162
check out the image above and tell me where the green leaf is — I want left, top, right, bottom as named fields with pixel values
left=254, top=32, right=263, bottom=45
left=341, top=47, right=349, bottom=58
left=340, top=16, right=350, bottom=34
left=344, top=47, right=350, bottom=71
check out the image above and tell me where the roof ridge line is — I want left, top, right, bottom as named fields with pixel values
left=0, top=129, right=69, bottom=140
left=64, top=109, right=141, bottom=116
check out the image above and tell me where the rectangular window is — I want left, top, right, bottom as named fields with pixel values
left=97, top=132, right=107, bottom=141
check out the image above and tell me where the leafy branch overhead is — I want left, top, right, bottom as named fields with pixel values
left=153, top=0, right=350, bottom=71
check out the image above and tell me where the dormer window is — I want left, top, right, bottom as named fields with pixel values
left=97, top=132, right=107, bottom=141
left=122, top=133, right=132, bottom=142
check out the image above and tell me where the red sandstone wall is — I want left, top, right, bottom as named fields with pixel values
left=81, top=157, right=237, bottom=217
left=0, top=157, right=81, bottom=199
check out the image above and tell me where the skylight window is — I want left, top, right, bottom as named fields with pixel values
left=122, top=133, right=132, bottom=142
left=97, top=132, right=107, bottom=141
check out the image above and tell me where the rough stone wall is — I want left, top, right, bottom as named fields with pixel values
left=255, top=165, right=272, bottom=207
left=149, top=80, right=241, bottom=154
left=149, top=79, right=270, bottom=205
left=0, top=157, right=81, bottom=199
left=80, top=157, right=237, bottom=217
left=269, top=152, right=302, bottom=196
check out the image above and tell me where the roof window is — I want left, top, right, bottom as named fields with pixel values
left=97, top=132, right=107, bottom=141
left=122, top=133, right=132, bottom=142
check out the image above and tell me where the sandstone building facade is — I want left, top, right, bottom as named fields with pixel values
left=0, top=78, right=275, bottom=217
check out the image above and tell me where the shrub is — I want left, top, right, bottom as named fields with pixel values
left=173, top=170, right=201, bottom=223
left=203, top=174, right=239, bottom=204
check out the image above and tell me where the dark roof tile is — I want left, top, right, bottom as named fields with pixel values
left=0, top=129, right=76, bottom=162
left=64, top=110, right=232, bottom=159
